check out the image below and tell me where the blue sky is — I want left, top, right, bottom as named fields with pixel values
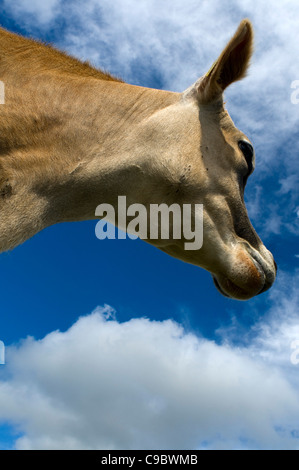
left=0, top=0, right=298, bottom=450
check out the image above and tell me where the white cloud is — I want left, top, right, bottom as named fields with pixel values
left=0, top=279, right=299, bottom=450
left=3, top=0, right=61, bottom=25
left=235, top=269, right=299, bottom=380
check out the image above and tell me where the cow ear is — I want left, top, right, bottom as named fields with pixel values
left=197, top=19, right=254, bottom=104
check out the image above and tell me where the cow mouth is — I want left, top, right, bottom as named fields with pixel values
left=212, top=275, right=258, bottom=300
left=212, top=252, right=277, bottom=301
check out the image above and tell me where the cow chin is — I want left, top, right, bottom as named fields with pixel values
left=212, top=274, right=265, bottom=300
left=212, top=246, right=275, bottom=301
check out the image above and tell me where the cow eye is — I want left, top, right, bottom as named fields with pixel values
left=238, top=140, right=254, bottom=172
left=238, top=140, right=254, bottom=187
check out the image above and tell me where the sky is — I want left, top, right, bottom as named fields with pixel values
left=0, top=0, right=298, bottom=450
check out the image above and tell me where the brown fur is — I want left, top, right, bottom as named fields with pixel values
left=0, top=26, right=122, bottom=81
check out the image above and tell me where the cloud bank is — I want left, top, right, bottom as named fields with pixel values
left=0, top=271, right=299, bottom=450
